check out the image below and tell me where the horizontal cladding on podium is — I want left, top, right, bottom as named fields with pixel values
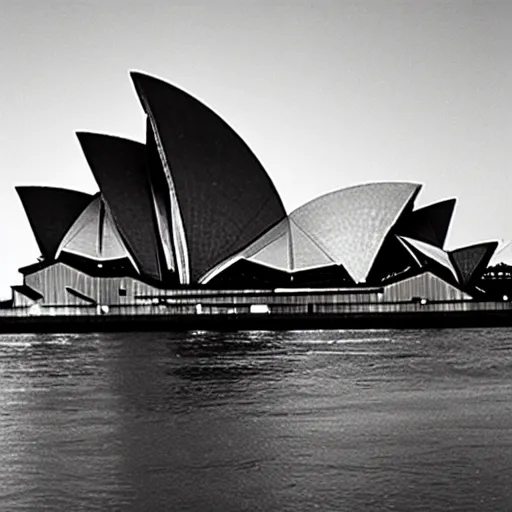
left=21, top=261, right=475, bottom=310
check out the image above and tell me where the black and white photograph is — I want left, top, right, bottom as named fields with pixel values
left=0, top=1, right=511, bottom=510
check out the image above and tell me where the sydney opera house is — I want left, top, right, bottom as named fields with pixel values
left=2, top=72, right=512, bottom=330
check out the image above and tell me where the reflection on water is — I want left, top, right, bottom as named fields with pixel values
left=1, top=329, right=512, bottom=511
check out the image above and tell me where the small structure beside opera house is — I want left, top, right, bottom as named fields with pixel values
left=2, top=72, right=512, bottom=331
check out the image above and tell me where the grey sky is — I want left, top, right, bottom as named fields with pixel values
left=0, top=0, right=510, bottom=296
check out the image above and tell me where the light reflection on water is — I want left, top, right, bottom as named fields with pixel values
left=1, top=328, right=512, bottom=511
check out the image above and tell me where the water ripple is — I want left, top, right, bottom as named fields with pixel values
left=1, top=328, right=512, bottom=511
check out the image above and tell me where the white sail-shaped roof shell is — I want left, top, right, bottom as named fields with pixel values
left=398, top=236, right=458, bottom=280
left=56, top=196, right=134, bottom=263
left=202, top=182, right=421, bottom=284
left=245, top=219, right=292, bottom=271
left=489, top=241, right=512, bottom=266
left=244, top=218, right=336, bottom=273
left=289, top=183, right=420, bottom=282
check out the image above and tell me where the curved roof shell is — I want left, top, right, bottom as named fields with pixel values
left=290, top=182, right=421, bottom=282
left=131, top=72, right=287, bottom=284
left=398, top=236, right=459, bottom=281
left=396, top=198, right=456, bottom=248
left=204, top=182, right=421, bottom=284
left=449, top=241, right=498, bottom=285
left=56, top=195, right=134, bottom=264
left=16, top=186, right=93, bottom=259
left=77, top=132, right=170, bottom=282
left=365, top=234, right=421, bottom=285
left=244, top=218, right=335, bottom=273
left=144, top=119, right=176, bottom=277
left=489, top=241, right=512, bottom=267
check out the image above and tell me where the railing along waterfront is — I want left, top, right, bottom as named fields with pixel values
left=1, top=299, right=512, bottom=318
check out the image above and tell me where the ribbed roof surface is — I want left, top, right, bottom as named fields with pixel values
left=450, top=242, right=498, bottom=285
left=290, top=183, right=421, bottom=282
left=245, top=219, right=292, bottom=271
left=77, top=133, right=167, bottom=281
left=145, top=119, right=175, bottom=276
left=203, top=182, right=420, bottom=283
left=244, top=218, right=334, bottom=273
left=16, top=186, right=93, bottom=259
left=57, top=195, right=132, bottom=262
left=131, top=72, right=287, bottom=283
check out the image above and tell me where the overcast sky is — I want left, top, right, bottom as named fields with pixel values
left=0, top=0, right=510, bottom=296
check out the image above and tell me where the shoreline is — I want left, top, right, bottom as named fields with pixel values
left=1, top=308, right=512, bottom=333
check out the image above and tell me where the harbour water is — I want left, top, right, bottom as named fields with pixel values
left=1, top=328, right=511, bottom=511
